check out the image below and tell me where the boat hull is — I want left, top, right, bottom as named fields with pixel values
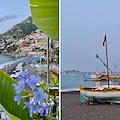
left=81, top=90, right=120, bottom=98
left=80, top=85, right=120, bottom=103
left=84, top=78, right=101, bottom=81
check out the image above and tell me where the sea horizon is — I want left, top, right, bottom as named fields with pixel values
left=61, top=74, right=120, bottom=92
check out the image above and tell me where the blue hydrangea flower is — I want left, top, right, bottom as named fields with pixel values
left=27, top=75, right=40, bottom=89
left=30, top=104, right=39, bottom=117
left=21, top=71, right=28, bottom=78
left=23, top=101, right=30, bottom=109
left=14, top=94, right=22, bottom=105
left=12, top=81, right=25, bottom=94
left=18, top=71, right=28, bottom=81
left=39, top=107, right=44, bottom=116
left=12, top=71, right=51, bottom=118
left=33, top=88, right=48, bottom=104
left=39, top=104, right=51, bottom=116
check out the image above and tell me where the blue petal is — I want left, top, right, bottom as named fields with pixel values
left=43, top=93, right=48, bottom=99
left=23, top=102, right=30, bottom=109
left=17, top=100, right=21, bottom=105
left=12, top=84, right=19, bottom=90
left=14, top=94, right=21, bottom=105
left=15, top=89, right=22, bottom=94
left=30, top=75, right=35, bottom=81
left=14, top=96, right=18, bottom=101
left=33, top=91, right=38, bottom=96
left=30, top=84, right=36, bottom=89
left=32, top=105, right=39, bottom=112
left=30, top=108, right=33, bottom=117
left=27, top=81, right=36, bottom=89
left=38, top=88, right=44, bottom=94
left=18, top=76, right=26, bottom=81
left=12, top=84, right=17, bottom=87
left=18, top=81, right=25, bottom=87
left=39, top=99, right=44, bottom=105
left=34, top=96, right=39, bottom=104
left=35, top=76, right=40, bottom=84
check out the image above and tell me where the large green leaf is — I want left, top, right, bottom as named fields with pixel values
left=0, top=70, right=31, bottom=120
left=0, top=104, right=20, bottom=120
left=30, top=0, right=59, bottom=41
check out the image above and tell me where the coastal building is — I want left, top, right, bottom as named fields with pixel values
left=28, top=51, right=44, bottom=56
left=0, top=43, right=5, bottom=50
left=0, top=29, right=49, bottom=57
left=63, top=70, right=80, bottom=74
left=20, top=47, right=32, bottom=53
left=38, top=38, right=47, bottom=47
left=76, top=70, right=80, bottom=74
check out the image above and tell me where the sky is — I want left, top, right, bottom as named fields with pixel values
left=0, top=0, right=31, bottom=34
left=61, top=0, right=120, bottom=72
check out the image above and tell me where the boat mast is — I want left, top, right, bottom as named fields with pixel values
left=105, top=35, right=110, bottom=89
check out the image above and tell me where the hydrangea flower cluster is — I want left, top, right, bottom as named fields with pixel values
left=12, top=71, right=51, bottom=117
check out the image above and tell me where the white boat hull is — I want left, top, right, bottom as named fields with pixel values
left=81, top=90, right=120, bottom=98
left=80, top=85, right=120, bottom=101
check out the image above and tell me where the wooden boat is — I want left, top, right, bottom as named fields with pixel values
left=80, top=35, right=120, bottom=103
left=80, top=85, right=120, bottom=103
left=80, top=85, right=120, bottom=98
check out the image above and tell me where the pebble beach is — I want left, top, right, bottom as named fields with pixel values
left=61, top=91, right=120, bottom=120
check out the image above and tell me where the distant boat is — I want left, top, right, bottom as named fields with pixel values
left=90, top=72, right=100, bottom=78
left=84, top=78, right=101, bottom=81
left=85, top=74, right=120, bottom=81
left=84, top=72, right=107, bottom=81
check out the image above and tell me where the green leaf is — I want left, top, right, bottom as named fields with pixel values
left=39, top=82, right=49, bottom=94
left=0, top=70, right=31, bottom=120
left=0, top=104, right=20, bottom=120
left=50, top=75, right=59, bottom=87
left=46, top=114, right=55, bottom=120
left=30, top=0, right=59, bottom=41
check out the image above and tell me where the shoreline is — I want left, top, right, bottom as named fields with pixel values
left=61, top=88, right=80, bottom=92
left=0, top=57, right=25, bottom=69
left=61, top=91, right=120, bottom=120
left=0, top=57, right=58, bottom=83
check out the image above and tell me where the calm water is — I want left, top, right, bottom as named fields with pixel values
left=61, top=74, right=120, bottom=91
left=0, top=55, right=18, bottom=69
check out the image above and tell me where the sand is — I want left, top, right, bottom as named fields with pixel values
left=61, top=91, right=120, bottom=120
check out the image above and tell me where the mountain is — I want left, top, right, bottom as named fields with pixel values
left=0, top=16, right=38, bottom=44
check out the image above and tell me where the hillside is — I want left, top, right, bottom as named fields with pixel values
left=0, top=16, right=38, bottom=45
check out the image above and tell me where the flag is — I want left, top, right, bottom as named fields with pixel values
left=115, top=64, right=116, bottom=68
left=103, top=34, right=106, bottom=46
left=113, top=62, right=114, bottom=66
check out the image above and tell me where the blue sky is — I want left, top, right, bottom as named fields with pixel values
left=0, top=0, right=31, bottom=34
left=61, top=0, right=120, bottom=72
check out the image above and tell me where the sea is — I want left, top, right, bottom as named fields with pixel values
left=0, top=55, right=18, bottom=69
left=61, top=74, right=120, bottom=92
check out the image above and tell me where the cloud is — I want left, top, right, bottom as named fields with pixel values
left=0, top=15, right=19, bottom=22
